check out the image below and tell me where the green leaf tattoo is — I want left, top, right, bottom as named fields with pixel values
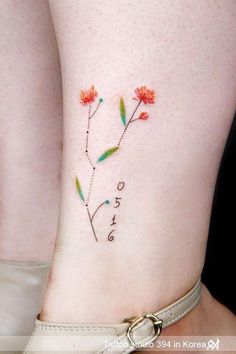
left=97, top=146, right=119, bottom=162
left=75, top=176, right=85, bottom=202
left=120, top=97, right=126, bottom=126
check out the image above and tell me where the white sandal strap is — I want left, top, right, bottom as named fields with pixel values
left=99, top=278, right=201, bottom=353
left=24, top=278, right=201, bottom=353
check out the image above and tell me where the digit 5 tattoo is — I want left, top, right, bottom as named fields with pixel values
left=75, top=85, right=156, bottom=242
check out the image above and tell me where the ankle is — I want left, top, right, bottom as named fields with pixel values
left=161, top=284, right=236, bottom=336
left=160, top=284, right=209, bottom=337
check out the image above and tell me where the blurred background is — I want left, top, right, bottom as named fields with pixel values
left=202, top=113, right=236, bottom=314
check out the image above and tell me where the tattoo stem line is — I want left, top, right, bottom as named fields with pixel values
left=91, top=200, right=109, bottom=222
left=84, top=103, right=98, bottom=239
left=90, top=100, right=102, bottom=119
left=130, top=117, right=140, bottom=123
left=86, top=207, right=98, bottom=242
left=83, top=99, right=108, bottom=241
left=85, top=103, right=96, bottom=204
left=85, top=104, right=94, bottom=168
left=117, top=100, right=142, bottom=146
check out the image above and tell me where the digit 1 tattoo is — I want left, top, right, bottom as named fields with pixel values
left=75, top=85, right=156, bottom=242
left=110, top=215, right=117, bottom=226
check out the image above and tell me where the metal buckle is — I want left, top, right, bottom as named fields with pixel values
left=124, top=313, right=162, bottom=348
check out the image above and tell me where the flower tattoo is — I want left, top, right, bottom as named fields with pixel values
left=139, top=112, right=149, bottom=120
left=75, top=85, right=157, bottom=241
left=80, top=85, right=98, bottom=106
left=134, top=86, right=155, bottom=104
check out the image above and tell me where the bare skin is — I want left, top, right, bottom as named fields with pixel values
left=0, top=0, right=63, bottom=261
left=40, top=0, right=236, bottom=332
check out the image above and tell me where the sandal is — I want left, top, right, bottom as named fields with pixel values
left=24, top=278, right=201, bottom=353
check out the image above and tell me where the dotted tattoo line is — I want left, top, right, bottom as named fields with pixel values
left=117, top=100, right=142, bottom=147
left=86, top=149, right=94, bottom=169
left=86, top=166, right=96, bottom=206
left=117, top=129, right=126, bottom=146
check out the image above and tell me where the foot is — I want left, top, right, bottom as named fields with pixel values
left=139, top=284, right=236, bottom=354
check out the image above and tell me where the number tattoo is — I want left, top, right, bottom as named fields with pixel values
left=108, top=181, right=126, bottom=241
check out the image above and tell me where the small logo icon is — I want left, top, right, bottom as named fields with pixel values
left=207, top=338, right=220, bottom=351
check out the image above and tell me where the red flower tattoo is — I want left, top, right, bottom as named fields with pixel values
left=80, top=85, right=98, bottom=106
left=139, top=112, right=149, bottom=120
left=134, top=86, right=155, bottom=104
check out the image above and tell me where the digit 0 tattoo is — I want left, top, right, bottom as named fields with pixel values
left=117, top=181, right=125, bottom=191
left=75, top=85, right=156, bottom=242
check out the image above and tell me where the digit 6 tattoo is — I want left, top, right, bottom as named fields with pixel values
left=108, top=229, right=115, bottom=241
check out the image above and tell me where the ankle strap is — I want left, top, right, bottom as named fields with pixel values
left=99, top=278, right=201, bottom=352
left=24, top=278, right=201, bottom=353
